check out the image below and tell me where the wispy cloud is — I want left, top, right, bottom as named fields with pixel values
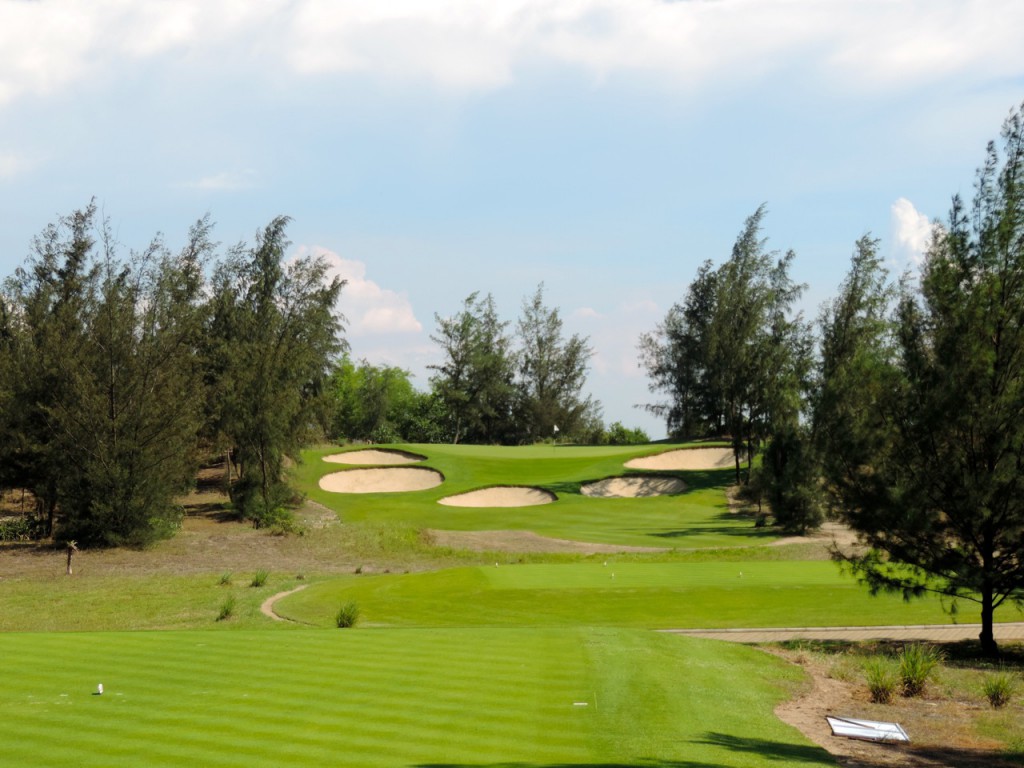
left=1, top=1, right=1020, bottom=106
left=184, top=170, right=257, bottom=191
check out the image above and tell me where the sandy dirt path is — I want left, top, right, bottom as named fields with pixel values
left=260, top=584, right=309, bottom=622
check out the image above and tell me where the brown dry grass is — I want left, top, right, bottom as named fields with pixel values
left=771, top=643, right=1024, bottom=768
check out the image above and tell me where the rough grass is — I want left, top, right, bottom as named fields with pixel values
left=0, top=627, right=834, bottom=768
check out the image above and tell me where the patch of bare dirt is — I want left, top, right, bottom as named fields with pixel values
left=0, top=485, right=355, bottom=579
left=424, top=528, right=667, bottom=554
left=770, top=646, right=1022, bottom=768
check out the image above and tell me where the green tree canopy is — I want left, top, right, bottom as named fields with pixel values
left=204, top=217, right=345, bottom=528
left=514, top=283, right=594, bottom=442
left=820, top=103, right=1024, bottom=656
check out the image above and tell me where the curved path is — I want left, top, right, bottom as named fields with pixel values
left=260, top=584, right=309, bottom=622
left=664, top=622, right=1024, bottom=643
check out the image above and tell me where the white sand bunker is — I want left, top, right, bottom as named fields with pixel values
left=625, top=447, right=735, bottom=471
left=438, top=486, right=556, bottom=508
left=323, top=449, right=426, bottom=465
left=581, top=475, right=686, bottom=498
left=319, top=467, right=443, bottom=494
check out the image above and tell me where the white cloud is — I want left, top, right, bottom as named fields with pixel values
left=295, top=245, right=423, bottom=336
left=0, top=1, right=1021, bottom=105
left=890, top=197, right=932, bottom=267
left=184, top=170, right=258, bottom=191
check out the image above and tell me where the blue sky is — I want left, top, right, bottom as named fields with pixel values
left=1, top=1, right=1022, bottom=438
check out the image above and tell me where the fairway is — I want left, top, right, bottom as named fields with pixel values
left=278, top=560, right=965, bottom=629
left=0, top=628, right=834, bottom=768
left=296, top=443, right=773, bottom=549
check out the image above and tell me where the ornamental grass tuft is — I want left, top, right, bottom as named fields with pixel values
left=982, top=671, right=1016, bottom=709
left=335, top=601, right=360, bottom=628
left=864, top=657, right=899, bottom=704
left=217, top=595, right=236, bottom=622
left=898, top=644, right=943, bottom=697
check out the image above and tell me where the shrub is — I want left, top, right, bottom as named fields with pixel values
left=864, top=658, right=899, bottom=704
left=250, top=569, right=269, bottom=588
left=218, top=572, right=233, bottom=586
left=0, top=517, right=33, bottom=542
left=898, top=644, right=943, bottom=697
left=335, top=601, right=360, bottom=628
left=217, top=595, right=236, bottom=622
left=982, top=671, right=1016, bottom=709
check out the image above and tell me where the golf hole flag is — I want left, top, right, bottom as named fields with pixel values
left=553, top=425, right=559, bottom=434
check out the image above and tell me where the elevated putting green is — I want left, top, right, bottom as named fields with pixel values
left=297, top=443, right=769, bottom=549
left=0, top=627, right=833, bottom=767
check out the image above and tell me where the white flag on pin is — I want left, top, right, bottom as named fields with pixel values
left=553, top=425, right=560, bottom=433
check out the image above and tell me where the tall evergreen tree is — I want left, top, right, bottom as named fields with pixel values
left=515, top=283, right=594, bottom=441
left=3, top=206, right=211, bottom=545
left=822, top=104, right=1024, bottom=656
left=429, top=292, right=515, bottom=444
left=2, top=204, right=99, bottom=537
left=207, top=217, right=344, bottom=527
left=639, top=260, right=721, bottom=438
left=641, top=206, right=807, bottom=484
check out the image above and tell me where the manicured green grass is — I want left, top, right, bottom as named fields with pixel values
left=278, top=560, right=968, bottom=630
left=0, top=627, right=834, bottom=767
left=296, top=443, right=772, bottom=549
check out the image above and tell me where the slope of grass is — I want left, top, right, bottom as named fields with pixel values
left=279, top=560, right=966, bottom=630
left=296, top=443, right=771, bottom=549
left=0, top=627, right=834, bottom=767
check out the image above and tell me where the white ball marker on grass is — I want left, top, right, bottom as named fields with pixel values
left=97, top=683, right=103, bottom=695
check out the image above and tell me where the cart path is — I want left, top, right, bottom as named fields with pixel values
left=663, top=622, right=1024, bottom=643
left=260, top=584, right=309, bottom=622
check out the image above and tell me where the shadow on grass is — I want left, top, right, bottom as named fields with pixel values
left=412, top=730, right=1024, bottom=767
left=651, top=525, right=779, bottom=540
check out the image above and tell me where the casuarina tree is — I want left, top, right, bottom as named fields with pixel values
left=820, top=103, right=1024, bottom=656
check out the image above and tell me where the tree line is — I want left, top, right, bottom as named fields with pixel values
left=640, top=102, right=1024, bottom=655
left=0, top=211, right=640, bottom=546
left=0, top=209, right=344, bottom=545
left=325, top=285, right=646, bottom=448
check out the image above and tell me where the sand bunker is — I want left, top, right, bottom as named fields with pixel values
left=319, top=467, right=443, bottom=493
left=581, top=475, right=686, bottom=498
left=438, top=486, right=556, bottom=508
left=323, top=449, right=426, bottom=465
left=625, top=447, right=735, bottom=471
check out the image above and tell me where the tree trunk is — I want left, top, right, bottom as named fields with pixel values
left=979, top=584, right=999, bottom=658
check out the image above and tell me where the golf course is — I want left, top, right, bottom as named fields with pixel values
left=2, top=442, right=1021, bottom=767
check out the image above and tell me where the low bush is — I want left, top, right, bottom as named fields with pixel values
left=982, top=671, right=1016, bottom=709
left=335, top=601, right=360, bottom=628
left=899, top=644, right=943, bottom=697
left=218, top=572, right=233, bottom=586
left=864, top=657, right=899, bottom=704
left=251, top=569, right=269, bottom=588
